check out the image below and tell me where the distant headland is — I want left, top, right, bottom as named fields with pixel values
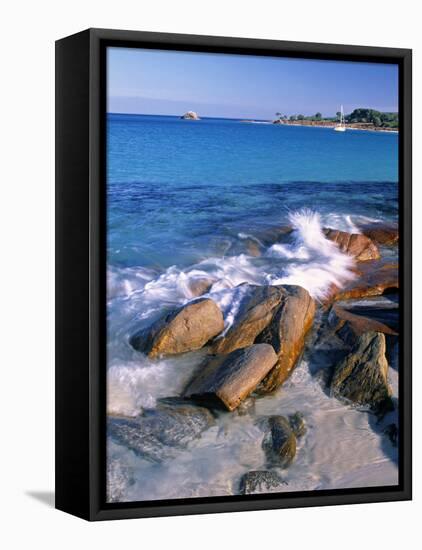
left=270, top=108, right=399, bottom=132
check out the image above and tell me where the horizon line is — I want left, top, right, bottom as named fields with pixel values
left=107, top=108, right=398, bottom=120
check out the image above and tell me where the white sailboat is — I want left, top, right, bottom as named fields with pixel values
left=334, top=105, right=346, bottom=132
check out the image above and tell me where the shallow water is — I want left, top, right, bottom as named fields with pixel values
left=106, top=114, right=399, bottom=502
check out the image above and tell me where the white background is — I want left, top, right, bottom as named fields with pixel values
left=1, top=1, right=420, bottom=548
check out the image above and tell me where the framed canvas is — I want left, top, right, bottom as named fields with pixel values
left=55, top=28, right=412, bottom=521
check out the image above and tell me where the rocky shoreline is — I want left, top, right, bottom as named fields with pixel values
left=108, top=220, right=399, bottom=498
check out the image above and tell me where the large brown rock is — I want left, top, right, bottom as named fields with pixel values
left=257, top=286, right=316, bottom=392
left=323, top=228, right=380, bottom=261
left=332, top=261, right=398, bottom=302
left=130, top=298, right=224, bottom=357
left=359, top=223, right=399, bottom=246
left=329, top=302, right=397, bottom=347
left=331, top=331, right=392, bottom=408
left=211, top=285, right=285, bottom=355
left=183, top=344, right=278, bottom=411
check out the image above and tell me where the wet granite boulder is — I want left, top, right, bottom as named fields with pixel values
left=211, top=285, right=285, bottom=355
left=130, top=298, right=224, bottom=357
left=262, top=415, right=297, bottom=467
left=329, top=301, right=397, bottom=347
left=183, top=344, right=278, bottom=411
left=257, top=285, right=316, bottom=392
left=325, top=260, right=398, bottom=304
left=240, top=470, right=287, bottom=495
left=211, top=284, right=315, bottom=392
left=323, top=228, right=380, bottom=261
left=359, top=223, right=399, bottom=246
left=331, top=331, right=392, bottom=408
left=108, top=401, right=215, bottom=463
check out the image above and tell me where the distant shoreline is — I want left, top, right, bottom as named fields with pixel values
left=274, top=120, right=398, bottom=133
left=242, top=119, right=398, bottom=133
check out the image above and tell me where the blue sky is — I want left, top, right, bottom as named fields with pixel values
left=107, top=47, right=398, bottom=119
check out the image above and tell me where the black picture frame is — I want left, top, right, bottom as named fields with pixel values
left=55, top=28, right=412, bottom=521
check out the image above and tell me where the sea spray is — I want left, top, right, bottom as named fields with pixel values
left=267, top=209, right=357, bottom=300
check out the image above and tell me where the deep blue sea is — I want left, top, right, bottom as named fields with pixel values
left=107, top=113, right=398, bottom=270
left=106, top=113, right=399, bottom=502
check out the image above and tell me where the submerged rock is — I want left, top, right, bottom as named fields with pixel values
left=183, top=344, right=278, bottom=411
left=181, top=111, right=200, bottom=120
left=236, top=397, right=256, bottom=416
left=323, top=228, right=380, bottom=261
left=254, top=225, right=293, bottom=247
left=187, top=277, right=215, bottom=297
left=226, top=235, right=264, bottom=257
left=240, top=470, right=287, bottom=495
left=257, top=285, right=316, bottom=392
left=108, top=402, right=215, bottom=463
left=331, top=332, right=392, bottom=408
left=130, top=298, right=224, bottom=357
left=262, top=416, right=297, bottom=467
left=288, top=412, right=306, bottom=438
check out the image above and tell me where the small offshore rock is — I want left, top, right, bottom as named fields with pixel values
left=288, top=412, right=306, bottom=438
left=130, top=298, right=224, bottom=357
left=181, top=110, right=200, bottom=120
left=240, top=470, right=287, bottom=495
left=263, top=415, right=297, bottom=467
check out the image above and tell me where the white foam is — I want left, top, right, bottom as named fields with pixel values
left=107, top=352, right=205, bottom=416
left=267, top=209, right=356, bottom=300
